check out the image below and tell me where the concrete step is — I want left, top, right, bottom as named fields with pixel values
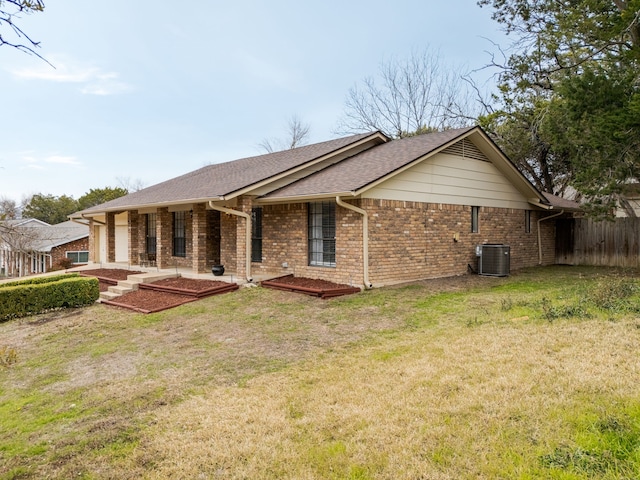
left=99, top=290, right=121, bottom=301
left=118, top=280, right=140, bottom=290
left=108, top=285, right=136, bottom=295
left=127, top=272, right=179, bottom=284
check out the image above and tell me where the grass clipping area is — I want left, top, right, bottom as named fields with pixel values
left=2, top=266, right=640, bottom=479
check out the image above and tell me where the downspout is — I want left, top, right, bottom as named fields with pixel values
left=208, top=201, right=252, bottom=283
left=537, top=209, right=564, bottom=265
left=335, top=196, right=373, bottom=289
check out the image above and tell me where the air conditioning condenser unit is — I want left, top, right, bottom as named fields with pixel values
left=476, top=244, right=510, bottom=276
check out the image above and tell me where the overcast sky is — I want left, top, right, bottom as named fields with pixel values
left=0, top=0, right=507, bottom=202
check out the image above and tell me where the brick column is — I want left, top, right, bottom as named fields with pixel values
left=129, top=210, right=140, bottom=265
left=235, top=196, right=253, bottom=279
left=156, top=207, right=171, bottom=269
left=191, top=203, right=209, bottom=273
left=106, top=212, right=116, bottom=263
left=88, top=219, right=95, bottom=263
left=137, top=213, right=147, bottom=257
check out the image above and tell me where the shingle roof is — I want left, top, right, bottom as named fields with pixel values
left=542, top=192, right=582, bottom=211
left=29, top=221, right=89, bottom=252
left=77, top=132, right=382, bottom=214
left=261, top=127, right=476, bottom=199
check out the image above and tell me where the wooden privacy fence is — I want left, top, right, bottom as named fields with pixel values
left=569, top=218, right=640, bottom=267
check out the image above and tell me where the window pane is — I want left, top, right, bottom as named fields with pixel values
left=173, top=211, right=186, bottom=257
left=251, top=208, right=262, bottom=263
left=308, top=202, right=336, bottom=267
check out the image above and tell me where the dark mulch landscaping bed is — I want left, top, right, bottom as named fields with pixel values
left=79, top=268, right=144, bottom=282
left=261, top=274, right=361, bottom=299
left=101, top=289, right=199, bottom=314
left=139, top=277, right=239, bottom=297
left=102, top=276, right=239, bottom=313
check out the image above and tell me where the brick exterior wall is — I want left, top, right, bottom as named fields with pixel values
left=50, top=237, right=90, bottom=269
left=251, top=199, right=557, bottom=286
left=87, top=197, right=557, bottom=286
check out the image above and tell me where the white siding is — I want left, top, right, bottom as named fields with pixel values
left=363, top=152, right=531, bottom=209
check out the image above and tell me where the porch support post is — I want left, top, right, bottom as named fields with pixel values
left=156, top=207, right=171, bottom=269
left=191, top=203, right=209, bottom=273
left=106, top=212, right=116, bottom=263
left=208, top=199, right=253, bottom=282
left=129, top=210, right=140, bottom=266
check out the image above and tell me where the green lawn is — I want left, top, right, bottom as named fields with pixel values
left=1, top=266, right=640, bottom=479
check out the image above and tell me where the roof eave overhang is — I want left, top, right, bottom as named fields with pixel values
left=70, top=197, right=223, bottom=218
left=255, top=192, right=355, bottom=205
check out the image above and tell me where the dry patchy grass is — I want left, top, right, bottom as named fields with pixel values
left=1, top=266, right=640, bottom=479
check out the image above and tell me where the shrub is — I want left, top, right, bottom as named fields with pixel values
left=589, top=276, right=638, bottom=312
left=0, top=346, right=17, bottom=367
left=0, top=275, right=99, bottom=321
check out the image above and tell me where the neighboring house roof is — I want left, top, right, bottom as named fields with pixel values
left=2, top=218, right=50, bottom=228
left=75, top=132, right=386, bottom=215
left=542, top=193, right=582, bottom=212
left=2, top=220, right=89, bottom=253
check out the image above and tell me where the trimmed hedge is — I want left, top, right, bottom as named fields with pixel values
left=0, top=275, right=99, bottom=321
left=0, top=273, right=80, bottom=288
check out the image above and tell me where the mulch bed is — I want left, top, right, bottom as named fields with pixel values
left=100, top=275, right=239, bottom=314
left=78, top=268, right=144, bottom=282
left=78, top=269, right=145, bottom=293
left=101, top=289, right=200, bottom=314
left=138, top=277, right=239, bottom=298
left=261, top=275, right=361, bottom=299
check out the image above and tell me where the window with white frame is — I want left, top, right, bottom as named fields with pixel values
left=66, top=251, right=89, bottom=264
left=308, top=201, right=336, bottom=267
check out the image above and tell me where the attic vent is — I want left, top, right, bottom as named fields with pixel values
left=442, top=138, right=488, bottom=162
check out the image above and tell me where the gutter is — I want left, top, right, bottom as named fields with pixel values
left=537, top=209, right=564, bottom=265
left=208, top=201, right=253, bottom=283
left=335, top=196, right=372, bottom=289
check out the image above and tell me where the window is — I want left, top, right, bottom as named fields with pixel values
left=471, top=206, right=480, bottom=233
left=525, top=210, right=532, bottom=234
left=173, top=211, right=186, bottom=257
left=66, top=251, right=89, bottom=264
left=251, top=207, right=262, bottom=263
left=146, top=213, right=157, bottom=254
left=308, top=201, right=336, bottom=267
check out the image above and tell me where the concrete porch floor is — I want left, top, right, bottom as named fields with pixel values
left=69, top=262, right=279, bottom=285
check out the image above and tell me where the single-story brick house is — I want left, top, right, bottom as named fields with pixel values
left=71, top=126, right=579, bottom=287
left=0, top=219, right=89, bottom=277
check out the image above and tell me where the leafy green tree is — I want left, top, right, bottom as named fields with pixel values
left=478, top=0, right=640, bottom=215
left=77, top=187, right=128, bottom=211
left=21, top=193, right=78, bottom=225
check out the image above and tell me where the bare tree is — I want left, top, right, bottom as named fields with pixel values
left=0, top=196, right=18, bottom=220
left=335, top=49, right=480, bottom=138
left=259, top=115, right=311, bottom=153
left=116, top=176, right=146, bottom=192
left=0, top=1, right=48, bottom=62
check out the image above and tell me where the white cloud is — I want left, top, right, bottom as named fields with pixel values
left=9, top=56, right=132, bottom=95
left=44, top=155, right=81, bottom=165
left=18, top=153, right=82, bottom=169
